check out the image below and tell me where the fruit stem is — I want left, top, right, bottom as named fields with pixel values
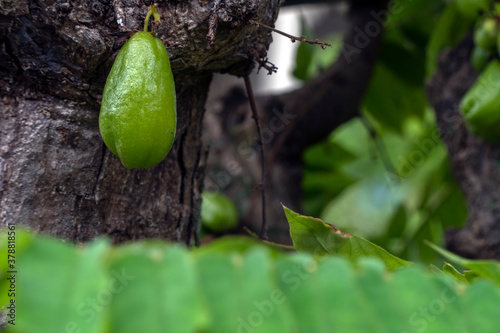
left=144, top=3, right=160, bottom=32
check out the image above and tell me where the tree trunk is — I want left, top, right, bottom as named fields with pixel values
left=427, top=37, right=500, bottom=260
left=0, top=0, right=281, bottom=244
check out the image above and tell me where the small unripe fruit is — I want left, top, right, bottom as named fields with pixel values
left=99, top=29, right=176, bottom=168
left=201, top=192, right=239, bottom=233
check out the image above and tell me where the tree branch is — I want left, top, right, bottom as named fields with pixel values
left=264, top=0, right=388, bottom=161
left=427, top=36, right=500, bottom=260
left=244, top=75, right=268, bottom=239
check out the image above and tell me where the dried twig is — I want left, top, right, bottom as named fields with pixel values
left=244, top=75, right=268, bottom=239
left=256, top=57, right=278, bottom=75
left=249, top=19, right=332, bottom=49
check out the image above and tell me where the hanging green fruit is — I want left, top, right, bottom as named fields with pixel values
left=460, top=60, right=500, bottom=142
left=99, top=4, right=176, bottom=169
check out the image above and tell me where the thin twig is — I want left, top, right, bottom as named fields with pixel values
left=244, top=76, right=268, bottom=239
left=250, top=50, right=278, bottom=75
left=249, top=19, right=332, bottom=49
left=257, top=57, right=278, bottom=75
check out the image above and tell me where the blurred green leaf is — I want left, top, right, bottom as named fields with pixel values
left=456, top=0, right=492, bottom=19
left=379, top=40, right=426, bottom=87
left=293, top=17, right=315, bottom=81
left=465, top=269, right=480, bottom=283
left=5, top=230, right=500, bottom=332
left=386, top=203, right=407, bottom=238
left=443, top=262, right=469, bottom=284
left=293, top=18, right=342, bottom=82
left=303, top=141, right=356, bottom=171
left=426, top=2, right=474, bottom=77
left=196, top=248, right=294, bottom=333
left=14, top=237, right=110, bottom=333
left=363, top=63, right=427, bottom=133
left=388, top=0, right=445, bottom=31
left=194, top=236, right=265, bottom=255
left=426, top=241, right=500, bottom=285
left=302, top=115, right=466, bottom=264
left=110, top=243, right=207, bottom=333
left=320, top=175, right=402, bottom=240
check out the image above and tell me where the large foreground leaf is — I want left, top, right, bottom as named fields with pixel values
left=2, top=235, right=110, bottom=333
left=2, top=230, right=500, bottom=332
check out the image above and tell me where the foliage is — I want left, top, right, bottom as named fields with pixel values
left=295, top=0, right=478, bottom=264
left=3, top=207, right=500, bottom=333
left=302, top=115, right=467, bottom=263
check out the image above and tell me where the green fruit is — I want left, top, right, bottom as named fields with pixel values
left=201, top=192, right=239, bottom=233
left=471, top=46, right=491, bottom=72
left=99, top=31, right=176, bottom=169
left=474, top=18, right=498, bottom=50
left=460, top=60, right=500, bottom=142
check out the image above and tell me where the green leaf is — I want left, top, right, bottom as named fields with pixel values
left=197, top=248, right=295, bottom=333
left=320, top=175, right=402, bottom=240
left=461, top=280, right=500, bottom=331
left=443, top=262, right=469, bottom=284
left=284, top=205, right=412, bottom=270
left=109, top=243, right=207, bottom=333
left=194, top=236, right=265, bottom=255
left=459, top=60, right=500, bottom=142
left=379, top=40, right=426, bottom=87
left=465, top=269, right=480, bottom=283
left=456, top=0, right=492, bottom=19
left=426, top=241, right=500, bottom=284
left=293, top=17, right=315, bottom=81
left=426, top=2, right=474, bottom=77
left=363, top=63, right=427, bottom=133
left=14, top=237, right=110, bottom=333
left=6, top=230, right=500, bottom=332
left=293, top=18, right=342, bottom=82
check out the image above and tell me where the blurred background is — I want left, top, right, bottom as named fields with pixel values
left=201, top=0, right=468, bottom=265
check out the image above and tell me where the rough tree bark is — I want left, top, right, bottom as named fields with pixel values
left=428, top=37, right=500, bottom=260
left=0, top=0, right=281, bottom=244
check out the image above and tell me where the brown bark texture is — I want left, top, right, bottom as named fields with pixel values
left=0, top=0, right=281, bottom=244
left=427, top=37, right=500, bottom=260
